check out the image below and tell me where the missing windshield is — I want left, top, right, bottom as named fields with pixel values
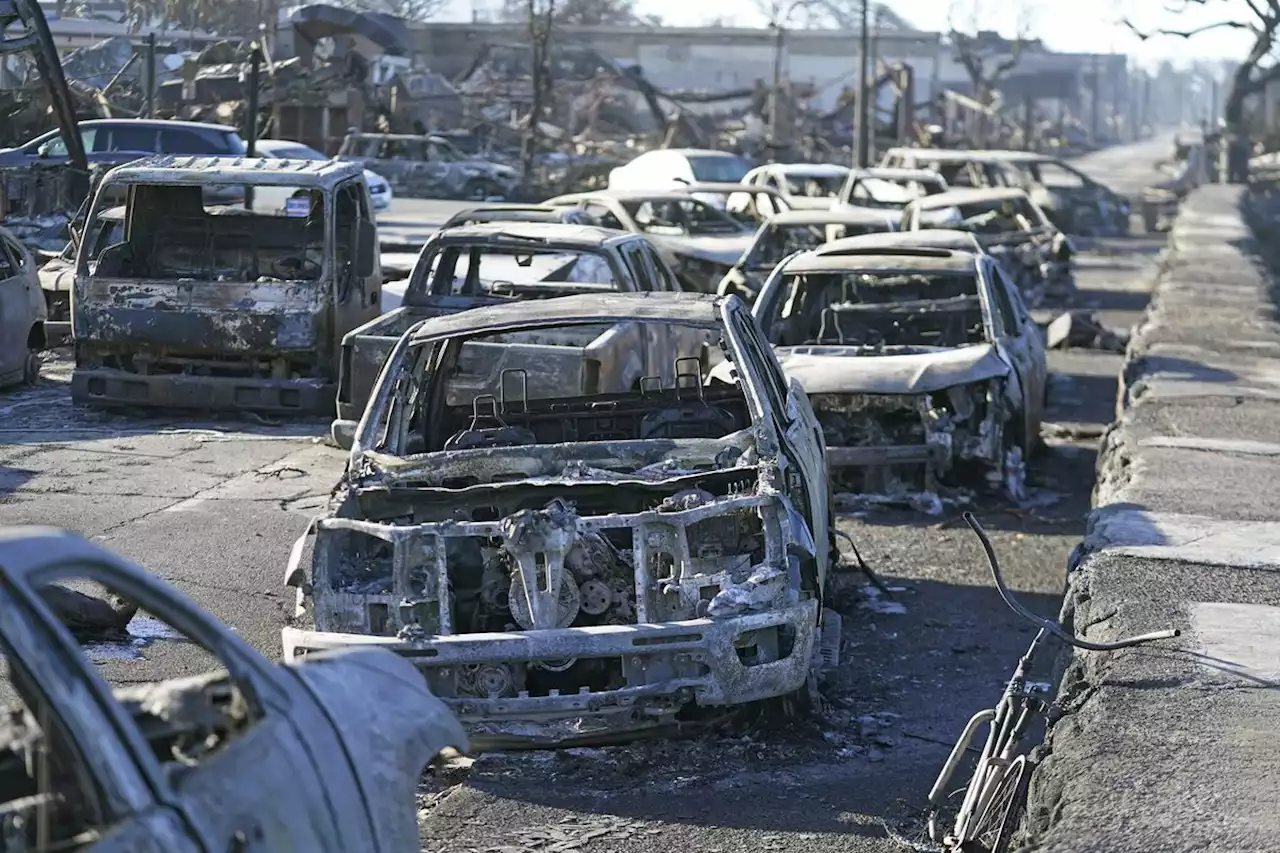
left=766, top=271, right=986, bottom=349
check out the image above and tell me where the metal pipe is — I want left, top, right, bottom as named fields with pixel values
left=856, top=0, right=871, bottom=167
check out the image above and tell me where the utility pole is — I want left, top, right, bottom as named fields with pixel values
left=244, top=43, right=262, bottom=209
left=144, top=33, right=156, bottom=118
left=770, top=22, right=784, bottom=156
left=856, top=0, right=871, bottom=167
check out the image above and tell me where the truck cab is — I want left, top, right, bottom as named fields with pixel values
left=69, top=155, right=382, bottom=414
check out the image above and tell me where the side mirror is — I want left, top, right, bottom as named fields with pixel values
left=356, top=220, right=377, bottom=278
left=331, top=419, right=358, bottom=450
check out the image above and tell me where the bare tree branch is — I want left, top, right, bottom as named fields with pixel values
left=1122, top=17, right=1251, bottom=40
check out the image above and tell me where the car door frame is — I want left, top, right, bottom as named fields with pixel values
left=981, top=257, right=1045, bottom=439
left=721, top=299, right=831, bottom=595
left=0, top=534, right=369, bottom=853
left=0, top=237, right=29, bottom=383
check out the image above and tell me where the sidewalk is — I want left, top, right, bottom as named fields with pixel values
left=1023, top=184, right=1280, bottom=853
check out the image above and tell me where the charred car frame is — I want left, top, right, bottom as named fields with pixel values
left=284, top=293, right=835, bottom=745
left=69, top=155, right=382, bottom=414
left=751, top=245, right=1047, bottom=500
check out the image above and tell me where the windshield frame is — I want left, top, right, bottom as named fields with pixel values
left=755, top=264, right=997, bottom=349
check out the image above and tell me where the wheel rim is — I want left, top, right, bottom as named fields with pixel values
left=970, top=754, right=1031, bottom=853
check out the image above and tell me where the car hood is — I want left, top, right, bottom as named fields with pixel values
left=772, top=342, right=1010, bottom=395
left=657, top=234, right=755, bottom=266
left=290, top=648, right=466, bottom=853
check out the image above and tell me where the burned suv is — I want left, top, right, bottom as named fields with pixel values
left=283, top=293, right=834, bottom=745
left=70, top=155, right=381, bottom=413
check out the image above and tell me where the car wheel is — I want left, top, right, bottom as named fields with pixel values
left=463, top=179, right=499, bottom=201
left=22, top=351, right=40, bottom=385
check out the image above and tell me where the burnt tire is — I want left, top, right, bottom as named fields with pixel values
left=22, top=351, right=40, bottom=386
left=462, top=179, right=498, bottom=201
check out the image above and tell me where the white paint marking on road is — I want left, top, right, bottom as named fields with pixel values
left=1190, top=602, right=1280, bottom=686
left=1088, top=508, right=1280, bottom=569
left=1139, top=436, right=1280, bottom=456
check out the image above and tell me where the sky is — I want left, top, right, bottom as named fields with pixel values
left=438, top=0, right=1258, bottom=65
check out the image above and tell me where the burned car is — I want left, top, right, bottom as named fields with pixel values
left=750, top=245, right=1046, bottom=500
left=441, top=204, right=602, bottom=229
left=338, top=131, right=519, bottom=201
left=879, top=148, right=1022, bottom=191
left=901, top=188, right=1074, bottom=306
left=70, top=155, right=382, bottom=414
left=991, top=151, right=1131, bottom=236
left=337, top=223, right=684, bottom=425
left=545, top=190, right=754, bottom=292
left=283, top=292, right=834, bottom=745
left=0, top=225, right=45, bottom=388
left=716, top=207, right=897, bottom=302
left=0, top=526, right=465, bottom=853
left=38, top=204, right=124, bottom=323
left=676, top=182, right=793, bottom=223
left=741, top=163, right=852, bottom=210
left=834, top=167, right=950, bottom=212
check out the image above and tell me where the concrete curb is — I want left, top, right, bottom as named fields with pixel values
left=1022, top=184, right=1280, bottom=853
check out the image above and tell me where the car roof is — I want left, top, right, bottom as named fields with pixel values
left=911, top=187, right=1032, bottom=209
left=99, top=155, right=363, bottom=188
left=681, top=182, right=784, bottom=196
left=660, top=149, right=741, bottom=158
left=822, top=228, right=982, bottom=252
left=781, top=245, right=981, bottom=275
left=884, top=148, right=1010, bottom=162
left=764, top=207, right=895, bottom=227
left=851, top=167, right=945, bottom=181
left=550, top=189, right=699, bottom=204
left=409, top=292, right=726, bottom=344
left=74, top=118, right=241, bottom=134
left=768, top=163, right=851, bottom=177
left=432, top=221, right=628, bottom=247
left=254, top=139, right=319, bottom=150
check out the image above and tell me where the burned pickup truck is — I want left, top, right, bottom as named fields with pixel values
left=750, top=245, right=1047, bottom=501
left=0, top=526, right=465, bottom=853
left=336, top=222, right=684, bottom=426
left=901, top=188, right=1074, bottom=307
left=284, top=293, right=835, bottom=745
left=70, top=155, right=382, bottom=414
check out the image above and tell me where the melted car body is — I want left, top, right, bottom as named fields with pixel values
left=285, top=293, right=834, bottom=746
left=0, top=527, right=464, bottom=853
left=750, top=245, right=1047, bottom=500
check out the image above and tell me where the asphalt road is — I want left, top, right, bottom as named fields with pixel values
left=0, top=138, right=1170, bottom=851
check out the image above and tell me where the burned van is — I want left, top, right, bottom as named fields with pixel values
left=70, top=155, right=382, bottom=414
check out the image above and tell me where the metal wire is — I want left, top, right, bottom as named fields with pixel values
left=961, top=511, right=1180, bottom=650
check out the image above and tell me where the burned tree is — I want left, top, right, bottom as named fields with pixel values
left=500, top=0, right=642, bottom=25
left=1127, top=0, right=1280, bottom=181
left=947, top=0, right=1035, bottom=146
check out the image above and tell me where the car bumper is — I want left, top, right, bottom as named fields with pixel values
left=369, top=189, right=392, bottom=211
left=282, top=600, right=818, bottom=737
left=71, top=368, right=335, bottom=414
